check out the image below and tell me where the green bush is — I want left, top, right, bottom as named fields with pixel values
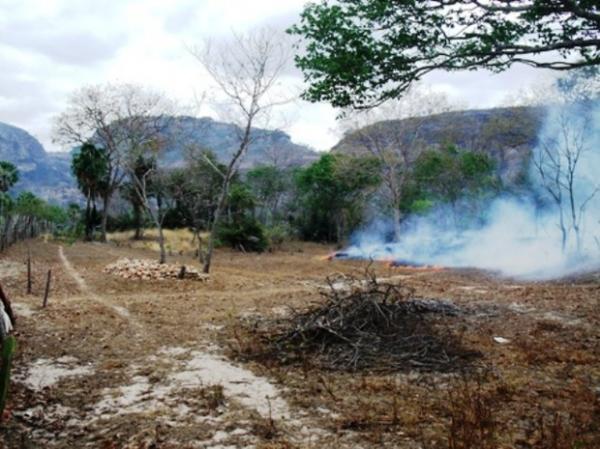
left=265, top=223, right=293, bottom=250
left=217, top=217, right=268, bottom=252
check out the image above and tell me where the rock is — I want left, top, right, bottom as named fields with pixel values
left=493, top=336, right=511, bottom=344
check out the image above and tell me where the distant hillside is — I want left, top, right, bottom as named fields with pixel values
left=159, top=116, right=319, bottom=169
left=3, top=108, right=542, bottom=206
left=332, top=106, right=545, bottom=184
left=0, top=118, right=319, bottom=204
left=0, top=122, right=79, bottom=203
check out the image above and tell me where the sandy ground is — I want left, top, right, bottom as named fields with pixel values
left=0, top=238, right=598, bottom=448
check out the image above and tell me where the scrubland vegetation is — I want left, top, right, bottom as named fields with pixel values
left=1, top=1, right=599, bottom=448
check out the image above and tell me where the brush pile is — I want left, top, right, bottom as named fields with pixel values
left=104, top=258, right=209, bottom=281
left=251, top=271, right=478, bottom=372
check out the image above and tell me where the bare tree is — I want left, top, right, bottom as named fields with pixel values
left=533, top=106, right=599, bottom=253
left=531, top=69, right=600, bottom=254
left=337, top=86, right=459, bottom=239
left=168, top=146, right=225, bottom=264
left=126, top=152, right=175, bottom=264
left=191, top=28, right=292, bottom=273
left=53, top=83, right=175, bottom=242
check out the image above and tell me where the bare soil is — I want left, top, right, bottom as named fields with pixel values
left=0, top=239, right=598, bottom=448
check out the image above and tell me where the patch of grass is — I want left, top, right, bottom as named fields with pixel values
left=108, top=228, right=207, bottom=255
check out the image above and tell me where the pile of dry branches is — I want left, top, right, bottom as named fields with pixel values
left=252, top=271, right=478, bottom=372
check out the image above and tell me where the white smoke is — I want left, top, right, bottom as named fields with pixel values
left=343, top=101, right=600, bottom=279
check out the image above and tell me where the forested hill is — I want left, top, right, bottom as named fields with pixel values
left=332, top=106, right=545, bottom=184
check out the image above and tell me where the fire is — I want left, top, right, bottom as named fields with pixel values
left=321, top=251, right=445, bottom=271
left=321, top=251, right=349, bottom=261
left=386, top=260, right=445, bottom=272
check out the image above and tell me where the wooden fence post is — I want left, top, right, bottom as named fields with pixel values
left=26, top=247, right=32, bottom=295
left=42, top=270, right=51, bottom=308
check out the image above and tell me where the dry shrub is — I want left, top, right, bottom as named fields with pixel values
left=252, top=398, right=278, bottom=441
left=108, top=228, right=203, bottom=255
left=447, top=378, right=499, bottom=449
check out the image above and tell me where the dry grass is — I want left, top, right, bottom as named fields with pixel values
left=0, top=239, right=598, bottom=448
left=108, top=228, right=206, bottom=255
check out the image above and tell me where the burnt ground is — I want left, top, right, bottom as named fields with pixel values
left=0, top=238, right=598, bottom=448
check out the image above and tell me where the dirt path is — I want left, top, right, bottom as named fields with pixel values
left=8, top=245, right=333, bottom=449
left=58, top=245, right=138, bottom=327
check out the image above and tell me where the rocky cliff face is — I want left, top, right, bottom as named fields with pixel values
left=0, top=118, right=320, bottom=204
left=158, top=116, right=319, bottom=169
left=0, top=122, right=47, bottom=163
left=0, top=122, right=79, bottom=203
left=332, top=106, right=545, bottom=184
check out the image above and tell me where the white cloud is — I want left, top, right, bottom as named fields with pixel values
left=0, top=0, right=554, bottom=155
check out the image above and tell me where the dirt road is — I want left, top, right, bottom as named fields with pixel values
left=0, top=240, right=598, bottom=448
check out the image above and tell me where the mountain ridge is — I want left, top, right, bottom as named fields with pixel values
left=0, top=117, right=321, bottom=204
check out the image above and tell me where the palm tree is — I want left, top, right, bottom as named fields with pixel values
left=0, top=162, right=19, bottom=193
left=71, top=144, right=108, bottom=241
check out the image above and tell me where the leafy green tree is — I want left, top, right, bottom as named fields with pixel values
left=41, top=204, right=69, bottom=225
left=0, top=162, right=19, bottom=193
left=120, top=154, right=158, bottom=240
left=295, top=154, right=381, bottom=242
left=408, top=145, right=499, bottom=222
left=168, top=149, right=228, bottom=262
left=217, top=183, right=268, bottom=252
left=71, top=143, right=109, bottom=241
left=14, top=192, right=46, bottom=238
left=289, top=0, right=600, bottom=109
left=0, top=162, right=18, bottom=223
left=14, top=192, right=45, bottom=217
left=246, top=165, right=292, bottom=226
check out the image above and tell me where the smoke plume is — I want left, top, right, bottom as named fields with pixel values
left=343, top=101, right=600, bottom=279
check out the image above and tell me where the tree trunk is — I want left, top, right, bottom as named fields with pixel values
left=559, top=207, right=567, bottom=254
left=84, top=194, right=92, bottom=241
left=133, top=202, right=143, bottom=240
left=203, top=121, right=253, bottom=274
left=100, top=193, right=110, bottom=243
left=158, top=224, right=166, bottom=264
left=195, top=230, right=205, bottom=264
left=392, top=208, right=402, bottom=241
left=203, top=186, right=228, bottom=274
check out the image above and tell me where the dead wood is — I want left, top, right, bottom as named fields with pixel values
left=241, top=269, right=479, bottom=373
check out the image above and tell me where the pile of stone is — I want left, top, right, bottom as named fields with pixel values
left=104, top=258, right=209, bottom=281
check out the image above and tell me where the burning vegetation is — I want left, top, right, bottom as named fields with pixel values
left=325, top=250, right=445, bottom=271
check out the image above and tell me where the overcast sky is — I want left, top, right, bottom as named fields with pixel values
left=0, top=0, right=555, bottom=153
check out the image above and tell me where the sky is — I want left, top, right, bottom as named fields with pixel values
left=0, top=0, right=555, bottom=153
